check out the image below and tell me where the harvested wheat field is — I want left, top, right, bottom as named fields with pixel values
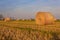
left=0, top=20, right=60, bottom=40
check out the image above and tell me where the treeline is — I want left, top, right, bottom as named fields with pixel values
left=56, top=19, right=60, bottom=22
left=0, top=14, right=4, bottom=20
left=0, top=14, right=35, bottom=21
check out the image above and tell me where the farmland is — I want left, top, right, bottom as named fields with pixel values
left=0, top=20, right=60, bottom=40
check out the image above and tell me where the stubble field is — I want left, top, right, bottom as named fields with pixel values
left=0, top=20, right=60, bottom=40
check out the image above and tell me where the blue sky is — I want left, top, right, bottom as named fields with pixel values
left=0, top=0, right=60, bottom=19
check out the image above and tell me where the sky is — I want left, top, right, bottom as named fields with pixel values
left=0, top=0, right=60, bottom=19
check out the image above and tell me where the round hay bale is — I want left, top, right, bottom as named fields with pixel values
left=4, top=17, right=11, bottom=22
left=35, top=12, right=55, bottom=25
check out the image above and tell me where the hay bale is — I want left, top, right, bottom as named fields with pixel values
left=4, top=17, right=11, bottom=22
left=35, top=12, right=55, bottom=25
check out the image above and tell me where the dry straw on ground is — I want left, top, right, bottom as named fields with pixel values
left=35, top=12, right=55, bottom=25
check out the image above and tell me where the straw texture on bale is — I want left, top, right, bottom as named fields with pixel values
left=4, top=17, right=10, bottom=22
left=35, top=12, right=55, bottom=25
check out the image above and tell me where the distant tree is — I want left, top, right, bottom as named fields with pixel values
left=56, top=19, right=60, bottom=22
left=31, top=18, right=35, bottom=21
left=0, top=14, right=4, bottom=20
left=10, top=17, right=14, bottom=21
